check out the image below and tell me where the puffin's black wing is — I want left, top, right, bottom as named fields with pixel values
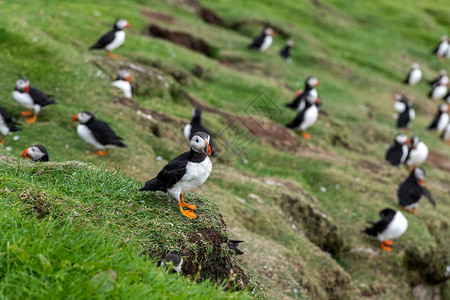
left=248, top=34, right=265, bottom=49
left=428, top=76, right=441, bottom=86
left=35, top=144, right=49, bottom=162
left=89, top=29, right=115, bottom=50
left=397, top=110, right=410, bottom=129
left=285, top=93, right=304, bottom=110
left=427, top=111, right=441, bottom=130
left=140, top=152, right=189, bottom=192
left=403, top=70, right=412, bottom=84
left=362, top=219, right=390, bottom=237
left=286, top=109, right=306, bottom=129
left=421, top=187, right=436, bottom=207
left=0, top=106, right=21, bottom=132
left=385, top=145, right=402, bottom=165
left=29, top=87, right=56, bottom=107
left=89, top=119, right=126, bottom=147
left=279, top=46, right=290, bottom=60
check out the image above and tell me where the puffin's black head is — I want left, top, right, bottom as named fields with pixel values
left=306, top=76, right=319, bottom=88
left=116, top=69, right=131, bottom=82
left=21, top=144, right=49, bottom=162
left=190, top=131, right=211, bottom=156
left=114, top=19, right=130, bottom=30
left=160, top=254, right=183, bottom=274
left=379, top=208, right=396, bottom=219
left=192, top=108, right=202, bottom=118
left=412, top=167, right=426, bottom=186
left=15, top=78, right=30, bottom=93
left=410, top=136, right=420, bottom=147
left=72, top=111, right=94, bottom=124
left=394, top=133, right=411, bottom=145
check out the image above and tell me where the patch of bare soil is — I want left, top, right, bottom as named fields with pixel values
left=141, top=9, right=176, bottom=23
left=358, top=159, right=382, bottom=174
left=19, top=190, right=52, bottom=219
left=427, top=150, right=450, bottom=172
left=181, top=0, right=224, bottom=26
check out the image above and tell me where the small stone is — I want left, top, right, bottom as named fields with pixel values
left=13, top=136, right=20, bottom=141
left=320, top=186, right=327, bottom=192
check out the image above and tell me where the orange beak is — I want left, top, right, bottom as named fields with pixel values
left=25, top=85, right=30, bottom=93
left=406, top=138, right=411, bottom=145
left=296, top=90, right=303, bottom=96
left=316, top=81, right=320, bottom=87
left=315, top=97, right=321, bottom=105
left=205, top=141, right=212, bottom=156
left=72, top=113, right=79, bottom=122
left=269, top=29, right=274, bottom=36
left=21, top=148, right=30, bottom=159
left=126, top=76, right=131, bottom=82
left=125, top=23, right=130, bottom=29
left=418, top=179, right=425, bottom=186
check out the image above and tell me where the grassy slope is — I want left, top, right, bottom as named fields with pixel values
left=0, top=0, right=449, bottom=299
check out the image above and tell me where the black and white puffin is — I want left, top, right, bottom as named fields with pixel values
left=140, top=132, right=212, bottom=219
left=403, top=63, right=422, bottom=85
left=279, top=40, right=294, bottom=60
left=228, top=240, right=244, bottom=255
left=183, top=108, right=216, bottom=156
left=405, top=136, right=428, bottom=171
left=21, top=144, right=49, bottom=162
left=428, top=70, right=448, bottom=86
left=385, top=133, right=411, bottom=166
left=285, top=77, right=320, bottom=111
left=72, top=111, right=126, bottom=156
left=393, top=93, right=415, bottom=129
left=89, top=19, right=130, bottom=59
left=160, top=254, right=183, bottom=274
left=362, top=208, right=408, bottom=252
left=428, top=82, right=448, bottom=102
left=112, top=69, right=132, bottom=98
left=12, top=79, right=56, bottom=124
left=248, top=28, right=274, bottom=52
left=441, top=123, right=450, bottom=145
left=427, top=104, right=449, bottom=133
left=286, top=93, right=320, bottom=140
left=432, top=36, right=449, bottom=60
left=398, top=167, right=435, bottom=215
left=0, top=106, right=21, bottom=146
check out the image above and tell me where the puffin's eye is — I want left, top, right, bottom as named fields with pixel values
left=196, top=138, right=199, bottom=143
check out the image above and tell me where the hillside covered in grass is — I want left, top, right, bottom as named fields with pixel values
left=0, top=0, right=449, bottom=299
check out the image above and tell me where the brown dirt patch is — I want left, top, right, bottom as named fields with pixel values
left=141, top=9, right=176, bottom=23
left=19, top=190, right=51, bottom=219
left=427, top=150, right=450, bottom=172
left=358, top=159, right=382, bottom=174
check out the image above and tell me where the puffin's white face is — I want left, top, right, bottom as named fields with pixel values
left=439, top=69, right=447, bottom=76
left=414, top=167, right=426, bottom=181
left=411, top=63, right=419, bottom=69
left=287, top=39, right=294, bottom=47
left=25, top=146, right=46, bottom=160
left=73, top=111, right=94, bottom=124
left=393, top=93, right=403, bottom=101
left=439, top=104, right=448, bottom=113
left=411, top=136, right=419, bottom=146
left=15, top=79, right=29, bottom=92
left=264, top=28, right=274, bottom=36
left=305, top=93, right=317, bottom=104
left=115, top=19, right=129, bottom=30
left=306, top=77, right=319, bottom=88
left=442, top=36, right=448, bottom=41
left=395, top=133, right=409, bottom=145
left=189, top=133, right=211, bottom=156
left=118, top=69, right=131, bottom=81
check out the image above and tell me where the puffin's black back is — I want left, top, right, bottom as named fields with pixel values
left=89, top=28, right=116, bottom=50
left=248, top=32, right=265, bottom=49
left=279, top=45, right=291, bottom=60
left=0, top=106, right=21, bottom=132
left=397, top=108, right=410, bottom=129
left=86, top=117, right=126, bottom=147
left=385, top=143, right=403, bottom=166
left=397, top=172, right=422, bottom=206
left=286, top=101, right=313, bottom=128
left=427, top=108, right=442, bottom=130
left=29, top=87, right=56, bottom=107
left=362, top=208, right=396, bottom=236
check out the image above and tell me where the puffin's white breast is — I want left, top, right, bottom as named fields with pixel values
left=437, top=41, right=449, bottom=57
left=437, top=113, right=449, bottom=132
left=407, top=142, right=429, bottom=166
left=400, top=144, right=409, bottom=164
left=0, top=115, right=9, bottom=136
left=394, top=101, right=406, bottom=113
left=77, top=124, right=105, bottom=150
left=12, top=91, right=34, bottom=109
left=378, top=211, right=408, bottom=241
left=443, top=124, right=450, bottom=141
left=106, top=30, right=126, bottom=51
left=431, top=85, right=448, bottom=100
left=299, top=105, right=319, bottom=131
left=260, top=36, right=273, bottom=51
left=409, top=69, right=422, bottom=85
left=112, top=80, right=132, bottom=98
left=170, top=157, right=212, bottom=194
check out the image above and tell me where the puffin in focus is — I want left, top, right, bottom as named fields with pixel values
left=21, top=144, right=49, bottom=162
left=140, top=132, right=212, bottom=219
left=432, top=36, right=449, bottom=60
left=279, top=40, right=294, bottom=60
left=0, top=106, right=21, bottom=146
left=428, top=70, right=448, bottom=86
left=286, top=93, right=320, bottom=140
left=248, top=28, right=274, bottom=52
left=398, top=167, right=435, bottom=215
left=285, top=76, right=320, bottom=111
left=160, top=254, right=183, bottom=274
left=385, top=133, right=411, bottom=166
left=428, top=82, right=448, bottom=102
left=403, top=63, right=422, bottom=86
left=393, top=93, right=415, bottom=129
left=12, top=79, right=56, bottom=123
left=112, top=69, right=132, bottom=98
left=183, top=108, right=216, bottom=156
left=405, top=136, right=428, bottom=171
left=427, top=104, right=449, bottom=133
left=362, top=208, right=408, bottom=252
left=72, top=111, right=126, bottom=155
left=89, top=19, right=130, bottom=59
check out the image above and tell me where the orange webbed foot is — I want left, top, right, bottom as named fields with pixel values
left=301, top=131, right=311, bottom=140
left=380, top=241, right=393, bottom=252
left=179, top=204, right=197, bottom=219
left=180, top=194, right=197, bottom=210
left=107, top=51, right=118, bottom=59
left=21, top=110, right=33, bottom=116
left=96, top=149, right=109, bottom=156
left=27, top=115, right=37, bottom=123
left=1, top=137, right=5, bottom=146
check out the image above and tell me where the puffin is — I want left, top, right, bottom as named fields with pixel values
left=362, top=208, right=408, bottom=252
left=21, top=144, right=49, bottom=162
left=183, top=108, right=216, bottom=156
left=112, top=69, right=132, bottom=98
left=427, top=104, right=449, bottom=133
left=403, top=63, right=422, bottom=85
left=405, top=136, right=428, bottom=171
left=160, top=254, right=183, bottom=274
left=432, top=36, right=449, bottom=60
left=393, top=93, right=415, bottom=129
left=0, top=106, right=21, bottom=146
left=72, top=111, right=126, bottom=155
left=12, top=79, right=56, bottom=123
left=441, top=123, right=450, bottom=145
left=248, top=28, right=274, bottom=52
left=428, top=83, right=448, bottom=102
left=398, top=167, right=435, bottom=215
left=428, top=70, right=448, bottom=86
left=279, top=40, right=294, bottom=60
left=227, top=240, right=244, bottom=255
left=385, top=133, right=411, bottom=166
left=140, top=131, right=212, bottom=219
left=89, top=19, right=130, bottom=59
left=286, top=93, right=320, bottom=140
left=285, top=76, right=320, bottom=111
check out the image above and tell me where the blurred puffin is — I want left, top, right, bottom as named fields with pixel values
left=393, top=93, right=415, bottom=129
left=285, top=77, right=320, bottom=111
left=160, top=254, right=183, bottom=274
left=398, top=167, right=435, bottom=215
left=428, top=70, right=448, bottom=86
left=228, top=240, right=244, bottom=255
left=286, top=93, right=320, bottom=140
left=72, top=111, right=126, bottom=155
left=12, top=79, right=56, bottom=123
left=441, top=123, right=450, bottom=145
left=183, top=108, right=216, bottom=156
left=279, top=40, right=294, bottom=60
left=427, top=104, right=449, bottom=133
left=385, top=133, right=411, bottom=166
left=432, top=36, right=449, bottom=60
left=21, top=144, right=49, bottom=162
left=0, top=106, right=21, bottom=146
left=403, top=63, right=422, bottom=85
left=362, top=208, right=408, bottom=252
left=248, top=28, right=274, bottom=51
left=89, top=19, right=130, bottom=59
left=428, top=82, right=448, bottom=102
left=140, top=132, right=212, bottom=219
left=405, top=136, right=428, bottom=171
left=112, top=69, right=132, bottom=98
